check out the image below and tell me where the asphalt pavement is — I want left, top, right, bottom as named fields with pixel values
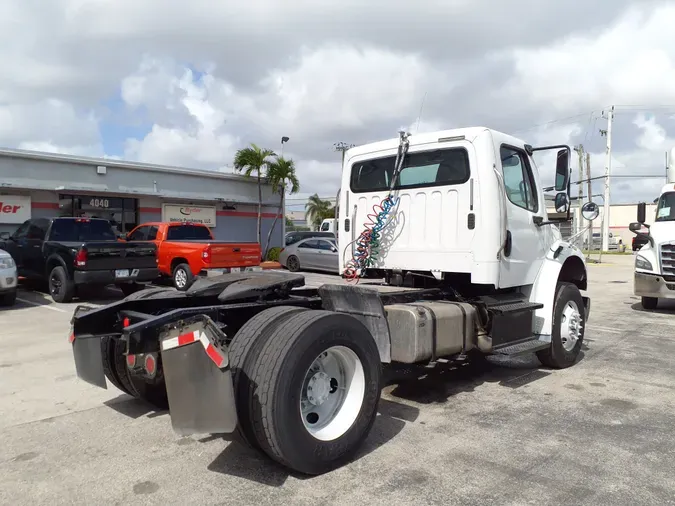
left=2, top=257, right=675, bottom=505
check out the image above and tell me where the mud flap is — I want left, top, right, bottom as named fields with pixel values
left=160, top=316, right=237, bottom=436
left=71, top=334, right=107, bottom=389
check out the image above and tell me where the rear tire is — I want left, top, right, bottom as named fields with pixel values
left=229, top=305, right=310, bottom=449
left=172, top=263, right=194, bottom=291
left=101, top=336, right=133, bottom=396
left=0, top=290, right=16, bottom=306
left=537, top=282, right=585, bottom=369
left=641, top=296, right=658, bottom=310
left=247, top=310, right=382, bottom=475
left=286, top=255, right=300, bottom=272
left=49, top=266, right=75, bottom=303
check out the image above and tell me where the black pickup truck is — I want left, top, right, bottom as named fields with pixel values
left=0, top=217, right=160, bottom=303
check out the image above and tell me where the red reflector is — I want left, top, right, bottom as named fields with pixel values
left=126, top=354, right=136, bottom=367
left=122, top=317, right=130, bottom=328
left=205, top=343, right=225, bottom=367
left=144, top=355, right=156, bottom=374
left=177, top=332, right=196, bottom=346
left=68, top=332, right=75, bottom=343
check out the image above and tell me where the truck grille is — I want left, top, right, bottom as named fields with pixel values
left=660, top=243, right=675, bottom=276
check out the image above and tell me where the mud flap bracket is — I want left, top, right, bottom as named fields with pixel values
left=160, top=316, right=237, bottom=436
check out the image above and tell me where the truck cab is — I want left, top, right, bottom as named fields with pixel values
left=630, top=149, right=675, bottom=309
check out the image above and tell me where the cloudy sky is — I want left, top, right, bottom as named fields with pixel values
left=2, top=0, right=675, bottom=212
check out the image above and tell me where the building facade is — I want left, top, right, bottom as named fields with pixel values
left=0, top=148, right=284, bottom=251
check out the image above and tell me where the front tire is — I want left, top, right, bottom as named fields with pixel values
left=247, top=310, right=382, bottom=475
left=641, top=296, right=658, bottom=310
left=537, top=282, right=585, bottom=369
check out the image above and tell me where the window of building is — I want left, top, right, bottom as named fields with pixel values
left=58, top=194, right=138, bottom=236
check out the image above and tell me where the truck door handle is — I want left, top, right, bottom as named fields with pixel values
left=232, top=248, right=241, bottom=252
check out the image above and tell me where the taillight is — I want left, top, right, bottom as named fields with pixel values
left=202, top=245, right=212, bottom=263
left=74, top=247, right=87, bottom=267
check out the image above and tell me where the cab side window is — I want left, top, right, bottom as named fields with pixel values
left=127, top=226, right=148, bottom=241
left=500, top=146, right=538, bottom=213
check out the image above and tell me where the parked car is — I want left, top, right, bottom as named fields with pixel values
left=0, top=248, right=17, bottom=306
left=0, top=217, right=159, bottom=303
left=279, top=236, right=339, bottom=274
left=124, top=222, right=261, bottom=291
left=284, top=230, right=335, bottom=246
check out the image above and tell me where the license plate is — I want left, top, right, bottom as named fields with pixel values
left=115, top=269, right=130, bottom=278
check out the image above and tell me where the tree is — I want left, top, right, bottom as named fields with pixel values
left=305, top=194, right=333, bottom=230
left=264, top=156, right=300, bottom=258
left=233, top=143, right=276, bottom=252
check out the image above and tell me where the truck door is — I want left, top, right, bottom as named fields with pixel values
left=498, top=145, right=546, bottom=288
left=5, top=220, right=32, bottom=275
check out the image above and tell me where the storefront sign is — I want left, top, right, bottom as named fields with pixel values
left=162, top=204, right=216, bottom=227
left=0, top=195, right=31, bottom=224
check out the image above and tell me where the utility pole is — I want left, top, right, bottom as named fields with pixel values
left=599, top=106, right=614, bottom=252
left=586, top=152, right=593, bottom=251
left=574, top=145, right=584, bottom=238
left=334, top=142, right=355, bottom=168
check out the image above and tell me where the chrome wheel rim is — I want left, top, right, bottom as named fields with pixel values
left=175, top=269, right=187, bottom=288
left=299, top=346, right=365, bottom=441
left=560, top=301, right=582, bottom=351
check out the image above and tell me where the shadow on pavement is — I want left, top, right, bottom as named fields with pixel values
left=385, top=354, right=555, bottom=405
left=206, top=398, right=415, bottom=487
left=630, top=301, right=675, bottom=314
left=104, top=395, right=168, bottom=419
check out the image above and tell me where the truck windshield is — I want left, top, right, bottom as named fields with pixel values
left=167, top=225, right=212, bottom=240
left=50, top=219, right=117, bottom=241
left=655, top=192, right=675, bottom=222
left=350, top=147, right=470, bottom=193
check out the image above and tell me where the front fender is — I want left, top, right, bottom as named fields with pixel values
left=526, top=240, right=588, bottom=338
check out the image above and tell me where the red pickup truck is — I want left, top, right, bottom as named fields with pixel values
left=124, top=222, right=261, bottom=290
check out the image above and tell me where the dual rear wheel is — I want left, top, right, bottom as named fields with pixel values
left=228, top=306, right=382, bottom=475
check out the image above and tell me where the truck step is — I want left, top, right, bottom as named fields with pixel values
left=486, top=301, right=543, bottom=315
left=492, top=339, right=550, bottom=356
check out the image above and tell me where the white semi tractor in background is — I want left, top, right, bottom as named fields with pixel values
left=631, top=146, right=675, bottom=309
left=70, top=127, right=594, bottom=475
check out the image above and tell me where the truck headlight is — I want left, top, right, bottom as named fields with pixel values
left=0, top=257, right=15, bottom=269
left=636, top=255, right=653, bottom=271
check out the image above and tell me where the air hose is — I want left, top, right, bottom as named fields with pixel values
left=343, top=131, right=410, bottom=283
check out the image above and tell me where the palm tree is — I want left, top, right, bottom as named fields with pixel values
left=233, top=143, right=277, bottom=249
left=264, top=156, right=300, bottom=259
left=305, top=194, right=332, bottom=231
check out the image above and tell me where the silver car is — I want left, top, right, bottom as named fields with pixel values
left=0, top=248, right=17, bottom=306
left=279, top=237, right=339, bottom=274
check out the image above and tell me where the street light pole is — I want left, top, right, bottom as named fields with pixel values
left=281, top=136, right=289, bottom=157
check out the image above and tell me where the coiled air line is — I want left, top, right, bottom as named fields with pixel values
left=343, top=131, right=411, bottom=282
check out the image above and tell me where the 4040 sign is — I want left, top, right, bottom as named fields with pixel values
left=88, top=198, right=110, bottom=208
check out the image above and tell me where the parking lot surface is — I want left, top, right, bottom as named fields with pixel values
left=2, top=257, right=675, bottom=505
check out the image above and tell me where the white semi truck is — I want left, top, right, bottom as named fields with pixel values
left=630, top=146, right=675, bottom=309
left=69, top=127, right=592, bottom=475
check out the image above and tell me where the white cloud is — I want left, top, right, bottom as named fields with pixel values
left=0, top=0, right=674, bottom=209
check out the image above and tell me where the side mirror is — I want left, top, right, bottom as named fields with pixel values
left=629, top=222, right=642, bottom=233
left=554, top=192, right=569, bottom=213
left=0, top=231, right=9, bottom=240
left=581, top=201, right=600, bottom=221
left=555, top=149, right=570, bottom=192
left=637, top=202, right=646, bottom=224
